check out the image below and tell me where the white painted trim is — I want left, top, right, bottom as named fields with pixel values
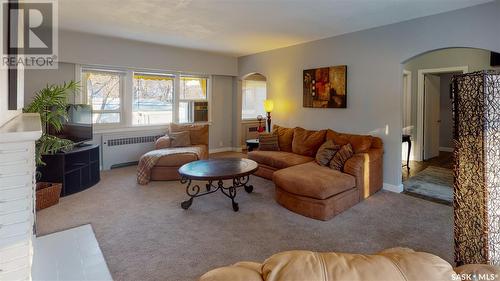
left=235, top=79, right=243, bottom=149
left=416, top=66, right=468, bottom=161
left=439, top=146, right=454, bottom=152
left=383, top=183, right=403, bottom=193
left=208, top=75, right=213, bottom=123
left=173, top=73, right=180, bottom=123
left=209, top=147, right=234, bottom=154
left=74, top=64, right=83, bottom=104
left=402, top=69, right=412, bottom=129
left=94, top=125, right=168, bottom=134
left=123, top=70, right=134, bottom=127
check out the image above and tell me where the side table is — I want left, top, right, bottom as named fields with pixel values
left=246, top=139, right=259, bottom=152
left=402, top=134, right=411, bottom=169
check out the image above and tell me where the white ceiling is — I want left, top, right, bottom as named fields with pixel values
left=59, top=0, right=492, bottom=57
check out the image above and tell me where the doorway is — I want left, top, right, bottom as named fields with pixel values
left=402, top=57, right=471, bottom=204
left=418, top=66, right=468, bottom=161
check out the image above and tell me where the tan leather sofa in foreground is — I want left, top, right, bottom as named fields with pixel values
left=248, top=125, right=383, bottom=220
left=199, top=248, right=500, bottom=281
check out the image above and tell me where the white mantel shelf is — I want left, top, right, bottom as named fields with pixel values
left=0, top=113, right=42, bottom=143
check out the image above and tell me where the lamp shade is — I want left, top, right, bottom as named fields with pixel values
left=264, top=99, right=274, bottom=112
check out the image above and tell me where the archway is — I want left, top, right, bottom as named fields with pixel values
left=399, top=47, right=499, bottom=204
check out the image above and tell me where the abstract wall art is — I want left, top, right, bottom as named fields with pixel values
left=303, top=65, right=347, bottom=108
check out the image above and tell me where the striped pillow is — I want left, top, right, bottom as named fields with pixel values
left=315, top=140, right=341, bottom=166
left=258, top=133, right=280, bottom=151
left=329, top=143, right=354, bottom=171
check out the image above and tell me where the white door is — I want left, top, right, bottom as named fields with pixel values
left=424, top=74, right=441, bottom=160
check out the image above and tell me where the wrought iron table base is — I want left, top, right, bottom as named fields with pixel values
left=180, top=176, right=253, bottom=212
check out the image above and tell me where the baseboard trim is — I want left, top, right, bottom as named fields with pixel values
left=383, top=183, right=403, bottom=193
left=233, top=146, right=243, bottom=152
left=439, top=147, right=454, bottom=152
left=209, top=147, right=234, bottom=154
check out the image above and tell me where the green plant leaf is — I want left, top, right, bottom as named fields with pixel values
left=25, top=81, right=80, bottom=168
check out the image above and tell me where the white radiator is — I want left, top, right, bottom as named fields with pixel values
left=241, top=121, right=262, bottom=146
left=101, top=130, right=165, bottom=170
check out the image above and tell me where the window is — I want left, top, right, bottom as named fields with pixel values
left=242, top=79, right=267, bottom=120
left=133, top=73, right=174, bottom=125
left=82, top=69, right=123, bottom=124
left=179, top=76, right=208, bottom=123
left=80, top=65, right=210, bottom=127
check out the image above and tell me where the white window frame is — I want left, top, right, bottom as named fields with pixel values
left=80, top=67, right=126, bottom=127
left=76, top=65, right=212, bottom=130
left=132, top=71, right=175, bottom=126
left=241, top=79, right=267, bottom=121
left=178, top=74, right=210, bottom=124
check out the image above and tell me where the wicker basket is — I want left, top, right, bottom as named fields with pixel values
left=36, top=182, right=62, bottom=211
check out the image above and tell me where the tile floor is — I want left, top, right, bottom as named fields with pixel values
left=32, top=224, right=112, bottom=281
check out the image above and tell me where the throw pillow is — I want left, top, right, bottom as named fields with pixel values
left=258, top=133, right=280, bottom=151
left=272, top=125, right=294, bottom=152
left=326, top=129, right=373, bottom=154
left=329, top=143, right=354, bottom=171
left=291, top=127, right=327, bottom=157
left=315, top=140, right=341, bottom=166
left=169, top=131, right=191, bottom=147
left=169, top=123, right=209, bottom=145
left=155, top=135, right=171, bottom=149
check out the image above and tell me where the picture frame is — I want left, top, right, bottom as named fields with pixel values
left=303, top=65, right=347, bottom=108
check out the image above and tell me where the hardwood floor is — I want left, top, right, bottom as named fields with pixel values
left=402, top=151, right=453, bottom=182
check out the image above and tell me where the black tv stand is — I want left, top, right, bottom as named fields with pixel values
left=39, top=144, right=100, bottom=197
left=75, top=142, right=92, bottom=147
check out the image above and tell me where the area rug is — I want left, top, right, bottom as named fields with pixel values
left=37, top=165, right=453, bottom=281
left=403, top=166, right=453, bottom=204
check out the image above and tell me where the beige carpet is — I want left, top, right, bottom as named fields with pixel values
left=36, top=164, right=453, bottom=281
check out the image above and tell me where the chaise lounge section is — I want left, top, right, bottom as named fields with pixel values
left=150, top=123, right=209, bottom=181
left=137, top=123, right=209, bottom=184
left=248, top=125, right=383, bottom=220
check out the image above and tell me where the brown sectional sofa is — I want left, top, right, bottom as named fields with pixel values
left=248, top=125, right=383, bottom=220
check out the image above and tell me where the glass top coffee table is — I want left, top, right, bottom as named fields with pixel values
left=178, top=158, right=258, bottom=212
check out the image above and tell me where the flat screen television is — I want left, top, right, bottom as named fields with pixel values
left=491, top=52, right=500, bottom=67
left=51, top=104, right=93, bottom=144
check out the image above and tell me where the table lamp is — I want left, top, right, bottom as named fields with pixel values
left=263, top=99, right=274, bottom=133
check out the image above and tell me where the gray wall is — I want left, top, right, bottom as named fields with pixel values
left=439, top=73, right=455, bottom=149
left=237, top=1, right=500, bottom=188
left=210, top=75, right=234, bottom=150
left=59, top=30, right=238, bottom=76
left=24, top=62, right=77, bottom=106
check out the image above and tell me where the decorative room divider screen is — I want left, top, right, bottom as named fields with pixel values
left=452, top=70, right=500, bottom=266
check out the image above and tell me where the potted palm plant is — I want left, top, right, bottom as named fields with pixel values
left=24, top=81, right=79, bottom=210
